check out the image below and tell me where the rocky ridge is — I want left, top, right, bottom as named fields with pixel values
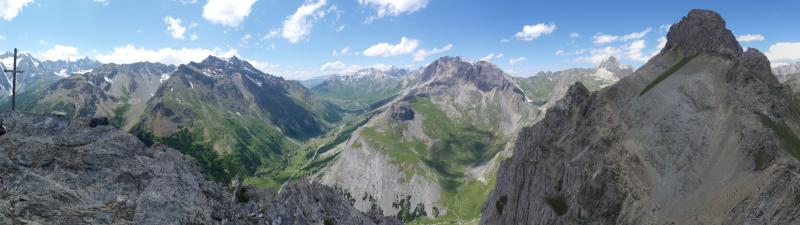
left=480, top=9, right=800, bottom=225
left=0, top=112, right=399, bottom=225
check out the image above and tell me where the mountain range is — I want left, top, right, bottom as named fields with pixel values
left=0, top=51, right=100, bottom=100
left=2, top=9, right=800, bottom=224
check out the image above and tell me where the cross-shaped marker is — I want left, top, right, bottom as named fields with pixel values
left=3, top=48, right=24, bottom=111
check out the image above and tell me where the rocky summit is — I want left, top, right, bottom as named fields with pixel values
left=0, top=112, right=399, bottom=225
left=481, top=9, right=800, bottom=225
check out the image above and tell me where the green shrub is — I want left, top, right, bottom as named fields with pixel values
left=640, top=54, right=698, bottom=96
left=759, top=114, right=800, bottom=159
left=546, top=196, right=568, bottom=216
left=496, top=195, right=508, bottom=215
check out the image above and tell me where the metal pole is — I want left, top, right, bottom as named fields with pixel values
left=11, top=48, right=17, bottom=111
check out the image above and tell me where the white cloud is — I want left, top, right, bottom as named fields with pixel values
left=592, top=27, right=652, bottom=44
left=190, top=33, right=199, bottom=40
left=173, top=0, right=197, bottom=4
left=576, top=46, right=622, bottom=64
left=281, top=0, right=328, bottom=43
left=625, top=39, right=649, bottom=62
left=95, top=44, right=237, bottom=65
left=514, top=23, right=556, bottom=41
left=362, top=37, right=419, bottom=57
left=202, top=0, right=257, bottom=27
left=336, top=25, right=345, bottom=32
left=359, top=0, right=428, bottom=18
left=248, top=59, right=279, bottom=74
left=0, top=0, right=33, bottom=21
left=333, top=46, right=352, bottom=56
left=765, top=42, right=800, bottom=64
left=480, top=53, right=504, bottom=62
left=413, top=43, right=452, bottom=61
left=93, top=0, right=110, bottom=6
left=656, top=36, right=667, bottom=50
left=42, top=45, right=81, bottom=61
left=0, top=35, right=5, bottom=40
left=737, top=34, right=765, bottom=42
left=659, top=24, right=672, bottom=33
left=569, top=32, right=580, bottom=38
left=264, top=29, right=280, bottom=39
left=240, top=34, right=252, bottom=46
left=320, top=61, right=347, bottom=72
left=555, top=49, right=586, bottom=56
left=164, top=16, right=187, bottom=39
left=508, top=57, right=526, bottom=65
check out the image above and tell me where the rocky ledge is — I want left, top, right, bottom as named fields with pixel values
left=0, top=112, right=400, bottom=225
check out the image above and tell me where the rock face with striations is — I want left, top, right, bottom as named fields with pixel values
left=481, top=9, right=800, bottom=225
left=0, top=112, right=399, bottom=225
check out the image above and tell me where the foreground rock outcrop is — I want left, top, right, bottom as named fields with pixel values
left=481, top=9, right=800, bottom=225
left=0, top=112, right=399, bottom=225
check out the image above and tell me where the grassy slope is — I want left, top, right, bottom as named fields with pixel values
left=313, top=78, right=410, bottom=111
left=357, top=96, right=505, bottom=224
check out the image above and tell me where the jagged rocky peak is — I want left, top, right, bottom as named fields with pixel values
left=422, top=56, right=514, bottom=91
left=663, top=9, right=742, bottom=58
left=597, top=56, right=633, bottom=78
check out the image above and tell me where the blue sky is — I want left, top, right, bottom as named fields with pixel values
left=0, top=0, right=798, bottom=80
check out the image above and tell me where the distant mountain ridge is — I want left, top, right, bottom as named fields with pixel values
left=0, top=51, right=101, bottom=99
left=310, top=66, right=419, bottom=110
left=514, top=56, right=633, bottom=106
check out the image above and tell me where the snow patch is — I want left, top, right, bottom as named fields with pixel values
left=0, top=57, right=13, bottom=68
left=76, top=69, right=93, bottom=74
left=55, top=69, right=69, bottom=77
left=160, top=73, right=170, bottom=83
left=104, top=76, right=114, bottom=84
left=245, top=74, right=263, bottom=87
left=591, top=68, right=617, bottom=82
left=189, top=81, right=194, bottom=89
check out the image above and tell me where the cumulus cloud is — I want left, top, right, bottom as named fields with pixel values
left=0, top=0, right=33, bottom=21
left=164, top=16, right=187, bottom=39
left=576, top=46, right=622, bottom=64
left=737, top=34, right=765, bottom=42
left=95, top=44, right=237, bottom=65
left=320, top=61, right=347, bottom=72
left=362, top=37, right=419, bottom=57
left=508, top=57, right=526, bottom=65
left=359, top=0, right=428, bottom=18
left=592, top=27, right=652, bottom=44
left=514, top=23, right=556, bottom=41
left=202, top=0, right=257, bottom=27
left=413, top=43, right=452, bottom=61
left=765, top=42, right=800, bottom=65
left=282, top=0, right=328, bottom=43
left=480, top=53, right=504, bottom=62
left=248, top=59, right=278, bottom=72
left=42, top=45, right=81, bottom=61
left=625, top=39, right=649, bottom=62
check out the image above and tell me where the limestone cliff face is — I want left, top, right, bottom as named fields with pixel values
left=481, top=9, right=800, bottom=225
left=0, top=112, right=399, bottom=225
left=317, top=57, right=542, bottom=222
